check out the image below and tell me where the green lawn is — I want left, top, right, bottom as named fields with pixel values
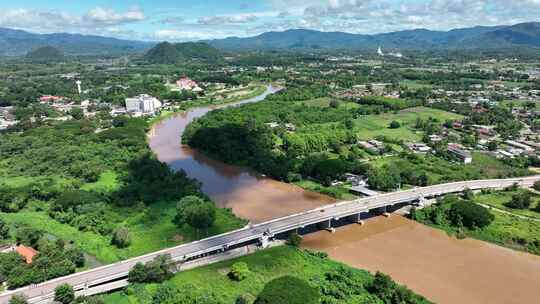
left=101, top=246, right=379, bottom=304
left=353, top=107, right=463, bottom=142
left=294, top=180, right=357, bottom=200
left=81, top=171, right=121, bottom=193
left=473, top=190, right=540, bottom=220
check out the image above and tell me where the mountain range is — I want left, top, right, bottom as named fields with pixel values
left=1, top=22, right=540, bottom=57
left=207, top=22, right=540, bottom=51
left=0, top=28, right=152, bottom=56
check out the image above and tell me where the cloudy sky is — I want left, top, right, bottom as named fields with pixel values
left=1, top=0, right=539, bottom=41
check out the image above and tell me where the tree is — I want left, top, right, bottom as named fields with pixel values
left=127, top=263, right=147, bottom=283
left=389, top=120, right=401, bottom=129
left=111, top=227, right=131, bottom=248
left=8, top=295, right=28, bottom=304
left=229, top=262, right=250, bottom=281
left=15, top=227, right=43, bottom=248
left=69, top=107, right=85, bottom=120
left=54, top=284, right=75, bottom=304
left=449, top=201, right=494, bottom=229
left=174, top=196, right=216, bottom=235
left=0, top=218, right=9, bottom=239
left=505, top=192, right=532, bottom=210
left=255, top=276, right=319, bottom=304
left=533, top=181, right=540, bottom=192
left=368, top=272, right=426, bottom=304
left=128, top=255, right=173, bottom=283
left=329, top=100, right=340, bottom=108
left=287, top=232, right=303, bottom=247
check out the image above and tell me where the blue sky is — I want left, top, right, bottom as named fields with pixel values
left=1, top=0, right=539, bottom=41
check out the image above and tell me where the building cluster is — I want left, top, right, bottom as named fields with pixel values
left=358, top=139, right=386, bottom=154
left=175, top=77, right=203, bottom=92
left=124, top=94, right=163, bottom=117
left=0, top=106, right=17, bottom=130
left=333, top=83, right=400, bottom=99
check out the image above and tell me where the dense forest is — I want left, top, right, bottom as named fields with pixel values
left=0, top=116, right=220, bottom=289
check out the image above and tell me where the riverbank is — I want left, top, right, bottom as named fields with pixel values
left=101, top=245, right=431, bottom=304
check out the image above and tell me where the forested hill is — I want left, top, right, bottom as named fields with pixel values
left=25, top=46, right=64, bottom=62
left=144, top=42, right=223, bottom=64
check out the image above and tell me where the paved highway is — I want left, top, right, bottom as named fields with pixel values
left=1, top=176, right=538, bottom=303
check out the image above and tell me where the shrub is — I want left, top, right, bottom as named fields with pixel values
left=449, top=201, right=494, bottom=229
left=54, top=284, right=75, bottom=304
left=128, top=255, right=173, bottom=283
left=389, top=120, right=401, bottom=129
left=255, top=276, right=319, bottom=304
left=505, top=192, right=532, bottom=210
left=229, top=262, right=250, bottom=281
left=534, top=181, right=540, bottom=192
left=8, top=295, right=28, bottom=304
left=111, top=227, right=131, bottom=248
left=287, top=232, right=303, bottom=247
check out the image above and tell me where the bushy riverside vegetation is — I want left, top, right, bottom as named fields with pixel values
left=411, top=189, right=540, bottom=255
left=0, top=117, right=245, bottom=289
left=101, top=246, right=431, bottom=304
left=184, top=85, right=529, bottom=196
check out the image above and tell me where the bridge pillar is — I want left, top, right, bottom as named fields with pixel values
left=347, top=213, right=365, bottom=224
left=259, top=235, right=271, bottom=249
left=317, top=219, right=335, bottom=233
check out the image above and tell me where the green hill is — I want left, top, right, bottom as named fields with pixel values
left=25, top=46, right=64, bottom=62
left=144, top=42, right=222, bottom=64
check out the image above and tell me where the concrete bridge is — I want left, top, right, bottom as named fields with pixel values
left=1, top=176, right=539, bottom=303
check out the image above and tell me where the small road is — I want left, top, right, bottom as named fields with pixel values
left=1, top=176, right=539, bottom=304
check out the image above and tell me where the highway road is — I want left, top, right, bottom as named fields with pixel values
left=1, top=175, right=539, bottom=303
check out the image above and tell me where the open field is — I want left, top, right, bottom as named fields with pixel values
left=353, top=107, right=463, bottom=141
left=473, top=190, right=540, bottom=220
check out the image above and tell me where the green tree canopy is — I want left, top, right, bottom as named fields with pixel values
left=255, top=276, right=319, bottom=304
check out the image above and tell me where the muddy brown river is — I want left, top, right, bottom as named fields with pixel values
left=149, top=86, right=540, bottom=304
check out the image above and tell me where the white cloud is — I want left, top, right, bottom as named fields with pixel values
left=198, top=14, right=258, bottom=25
left=0, top=7, right=146, bottom=34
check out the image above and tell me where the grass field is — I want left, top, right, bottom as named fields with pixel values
left=101, top=246, right=378, bottom=304
left=353, top=107, right=463, bottom=142
left=0, top=201, right=246, bottom=264
left=373, top=152, right=530, bottom=185
left=473, top=190, right=540, bottom=220
left=294, top=180, right=357, bottom=200
left=414, top=191, right=540, bottom=255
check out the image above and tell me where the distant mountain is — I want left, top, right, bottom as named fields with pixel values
left=0, top=28, right=153, bottom=56
left=144, top=42, right=222, bottom=64
left=208, top=22, right=540, bottom=51
left=26, top=46, right=64, bottom=62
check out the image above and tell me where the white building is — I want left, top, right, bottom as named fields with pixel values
left=125, top=95, right=162, bottom=115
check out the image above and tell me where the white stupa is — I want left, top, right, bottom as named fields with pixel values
left=76, top=80, right=82, bottom=95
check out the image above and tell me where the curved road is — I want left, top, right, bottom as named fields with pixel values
left=1, top=175, right=539, bottom=303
